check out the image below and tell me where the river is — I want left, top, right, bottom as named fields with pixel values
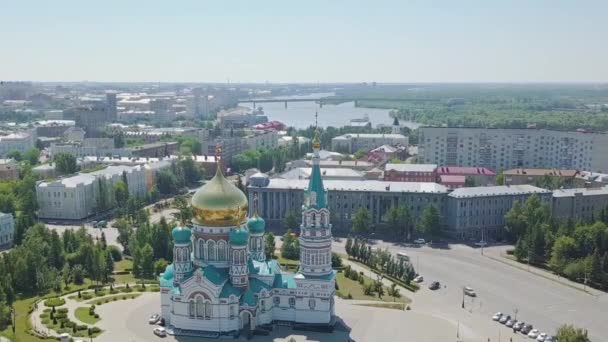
left=239, top=93, right=421, bottom=130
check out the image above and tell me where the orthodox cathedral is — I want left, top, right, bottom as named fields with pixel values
left=159, top=132, right=336, bottom=336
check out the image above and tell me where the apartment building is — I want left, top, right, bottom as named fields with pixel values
left=384, top=163, right=438, bottom=182
left=37, top=165, right=146, bottom=220
left=0, top=131, right=36, bottom=157
left=503, top=168, right=580, bottom=187
left=552, top=187, right=608, bottom=222
left=0, top=159, right=20, bottom=181
left=331, top=133, right=408, bottom=154
left=446, top=185, right=552, bottom=240
left=419, top=127, right=608, bottom=172
left=248, top=175, right=448, bottom=232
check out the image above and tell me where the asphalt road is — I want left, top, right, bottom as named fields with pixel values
left=334, top=240, right=608, bottom=341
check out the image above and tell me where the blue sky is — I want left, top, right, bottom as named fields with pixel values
left=2, top=0, right=607, bottom=83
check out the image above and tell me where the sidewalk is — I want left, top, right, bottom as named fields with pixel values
left=483, top=246, right=604, bottom=296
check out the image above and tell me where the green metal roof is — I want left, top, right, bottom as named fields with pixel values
left=172, top=226, right=192, bottom=243
left=250, top=259, right=280, bottom=276
left=247, top=214, right=265, bottom=234
left=203, top=265, right=229, bottom=286
left=297, top=270, right=337, bottom=281
left=229, top=226, right=249, bottom=246
left=273, top=273, right=297, bottom=289
left=159, top=264, right=175, bottom=287
left=219, top=282, right=241, bottom=298
left=240, top=288, right=257, bottom=306
left=249, top=278, right=271, bottom=293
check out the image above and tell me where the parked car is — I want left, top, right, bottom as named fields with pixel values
left=528, top=329, right=540, bottom=339
left=153, top=327, right=166, bottom=337
left=414, top=275, right=424, bottom=283
left=413, top=238, right=426, bottom=244
left=474, top=240, right=488, bottom=247
left=148, top=313, right=160, bottom=324
left=521, top=324, right=534, bottom=334
left=464, top=286, right=476, bottom=297
left=537, top=332, right=548, bottom=341
left=544, top=336, right=553, bottom=342
left=505, top=319, right=516, bottom=328
left=513, top=321, right=525, bottom=331
left=428, top=281, right=440, bottom=290
left=157, top=318, right=165, bottom=327
left=499, top=315, right=511, bottom=324
left=492, top=312, right=503, bottom=321
left=96, top=220, right=107, bottom=228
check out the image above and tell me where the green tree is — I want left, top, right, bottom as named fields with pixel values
left=384, top=206, right=411, bottom=240
left=264, top=232, right=276, bottom=260
left=281, top=229, right=299, bottom=260
left=418, top=205, right=441, bottom=241
left=6, top=151, right=22, bottom=161
left=352, top=208, right=372, bottom=235
left=179, top=157, right=202, bottom=185
left=495, top=172, right=505, bottom=185
left=464, top=176, right=476, bottom=187
left=354, top=148, right=368, bottom=160
left=555, top=324, right=590, bottom=342
left=550, top=236, right=577, bottom=274
left=54, top=152, right=78, bottom=174
left=387, top=283, right=401, bottom=301
left=113, top=180, right=129, bottom=207
left=345, top=236, right=353, bottom=257
left=157, top=170, right=178, bottom=195
left=283, top=211, right=299, bottom=231
left=23, top=148, right=40, bottom=165
left=140, top=244, right=155, bottom=279
left=154, top=259, right=169, bottom=276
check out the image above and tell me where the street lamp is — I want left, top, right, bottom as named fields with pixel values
left=461, top=287, right=465, bottom=309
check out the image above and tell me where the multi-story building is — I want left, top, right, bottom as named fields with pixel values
left=130, top=142, right=179, bottom=158
left=248, top=176, right=448, bottom=232
left=436, top=166, right=496, bottom=186
left=574, top=171, right=608, bottom=188
left=446, top=185, right=552, bottom=240
left=65, top=105, right=109, bottom=137
left=50, top=142, right=129, bottom=159
left=0, top=212, right=14, bottom=249
left=0, top=159, right=20, bottom=181
left=551, top=187, right=608, bottom=222
left=384, top=163, right=438, bottom=182
left=37, top=165, right=146, bottom=220
left=34, top=120, right=75, bottom=138
left=202, top=130, right=278, bottom=165
left=419, top=127, right=608, bottom=172
left=106, top=92, right=117, bottom=121
left=331, top=133, right=408, bottom=154
left=0, top=131, right=36, bottom=157
left=503, top=168, right=580, bottom=187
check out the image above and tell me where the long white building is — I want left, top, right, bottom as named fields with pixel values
left=36, top=165, right=146, bottom=220
left=419, top=127, right=608, bottom=172
left=0, top=131, right=35, bottom=157
left=331, top=133, right=408, bottom=154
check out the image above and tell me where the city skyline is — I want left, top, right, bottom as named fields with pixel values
left=2, top=0, right=608, bottom=83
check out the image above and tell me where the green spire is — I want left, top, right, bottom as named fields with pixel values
left=306, top=129, right=326, bottom=209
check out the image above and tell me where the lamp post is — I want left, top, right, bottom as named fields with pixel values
left=461, top=287, right=465, bottom=309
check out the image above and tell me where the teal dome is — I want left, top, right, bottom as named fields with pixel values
left=172, top=226, right=191, bottom=244
left=247, top=215, right=265, bottom=234
left=230, top=226, right=249, bottom=246
left=162, top=264, right=174, bottom=280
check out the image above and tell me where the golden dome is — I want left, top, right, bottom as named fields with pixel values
left=191, top=167, right=248, bottom=227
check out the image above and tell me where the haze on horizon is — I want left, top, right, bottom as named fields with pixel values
left=2, top=0, right=608, bottom=83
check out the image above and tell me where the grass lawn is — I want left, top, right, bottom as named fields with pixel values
left=276, top=254, right=299, bottom=271
left=87, top=293, right=141, bottom=305
left=113, top=259, right=135, bottom=284
left=74, top=307, right=100, bottom=324
left=114, top=259, right=133, bottom=272
left=335, top=272, right=410, bottom=305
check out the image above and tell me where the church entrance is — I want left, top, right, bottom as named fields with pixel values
left=240, top=311, right=254, bottom=333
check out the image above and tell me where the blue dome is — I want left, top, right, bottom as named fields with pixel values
left=229, top=226, right=249, bottom=246
left=172, top=226, right=191, bottom=244
left=247, top=215, right=265, bottom=234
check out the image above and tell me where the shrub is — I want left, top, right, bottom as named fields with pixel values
left=44, top=297, right=65, bottom=307
left=347, top=293, right=353, bottom=299
left=91, top=326, right=101, bottom=334
left=94, top=314, right=99, bottom=319
left=57, top=308, right=68, bottom=314
left=108, top=245, right=123, bottom=261
left=358, top=277, right=364, bottom=285
left=122, top=296, right=127, bottom=300
left=77, top=324, right=88, bottom=331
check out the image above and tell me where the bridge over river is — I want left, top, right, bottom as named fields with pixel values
left=237, top=97, right=437, bottom=108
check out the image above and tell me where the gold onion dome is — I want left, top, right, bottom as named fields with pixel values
left=191, top=167, right=248, bottom=226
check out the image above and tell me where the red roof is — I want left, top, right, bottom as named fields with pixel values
left=439, top=175, right=466, bottom=184
left=436, top=166, right=496, bottom=176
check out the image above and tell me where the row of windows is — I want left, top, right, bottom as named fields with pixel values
left=195, top=239, right=229, bottom=262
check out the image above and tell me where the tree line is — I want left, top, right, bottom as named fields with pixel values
left=350, top=205, right=442, bottom=241
left=0, top=224, right=117, bottom=329
left=506, top=194, right=608, bottom=289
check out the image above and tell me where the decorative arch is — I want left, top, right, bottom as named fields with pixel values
left=196, top=296, right=204, bottom=317
left=207, top=240, right=217, bottom=261
left=217, top=240, right=227, bottom=261
left=197, top=238, right=204, bottom=259
left=240, top=310, right=255, bottom=331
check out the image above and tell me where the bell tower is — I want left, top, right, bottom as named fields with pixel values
left=299, top=123, right=333, bottom=277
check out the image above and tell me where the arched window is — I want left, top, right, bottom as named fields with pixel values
left=207, top=240, right=216, bottom=261
left=196, top=296, right=204, bottom=317
left=309, top=298, right=316, bottom=310
left=311, top=213, right=316, bottom=226
left=218, top=240, right=227, bottom=261
left=197, top=239, right=204, bottom=259
left=202, top=241, right=208, bottom=261
left=189, top=300, right=195, bottom=317
left=229, top=305, right=235, bottom=319
left=205, top=300, right=212, bottom=319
